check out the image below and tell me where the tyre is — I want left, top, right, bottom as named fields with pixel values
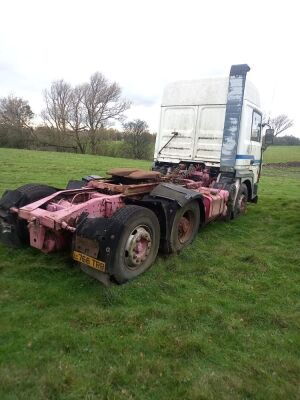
left=14, top=184, right=57, bottom=207
left=0, top=183, right=57, bottom=245
left=224, top=183, right=236, bottom=221
left=110, top=205, right=160, bottom=284
left=233, top=183, right=248, bottom=218
left=170, top=200, right=200, bottom=253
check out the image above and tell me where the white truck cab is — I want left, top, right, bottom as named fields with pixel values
left=153, top=64, right=263, bottom=203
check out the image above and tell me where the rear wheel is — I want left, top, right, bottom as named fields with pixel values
left=16, top=184, right=57, bottom=206
left=170, top=201, right=200, bottom=253
left=111, top=206, right=160, bottom=284
left=0, top=184, right=57, bottom=245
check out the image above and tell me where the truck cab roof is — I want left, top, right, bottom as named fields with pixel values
left=161, top=77, right=260, bottom=108
left=154, top=73, right=261, bottom=166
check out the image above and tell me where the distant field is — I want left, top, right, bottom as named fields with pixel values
left=0, top=146, right=299, bottom=194
left=0, top=147, right=299, bottom=399
left=0, top=148, right=151, bottom=194
left=263, top=145, right=300, bottom=163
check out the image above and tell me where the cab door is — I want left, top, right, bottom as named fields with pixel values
left=249, top=110, right=262, bottom=183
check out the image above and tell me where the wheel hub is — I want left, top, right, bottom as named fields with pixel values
left=125, top=226, right=152, bottom=268
left=238, top=194, right=247, bottom=214
left=178, top=212, right=194, bottom=244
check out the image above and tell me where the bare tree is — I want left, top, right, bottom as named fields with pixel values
left=41, top=80, right=72, bottom=134
left=267, top=114, right=293, bottom=136
left=42, top=80, right=88, bottom=152
left=82, top=72, right=130, bottom=152
left=0, top=94, right=34, bottom=129
left=67, top=86, right=88, bottom=154
left=123, top=119, right=153, bottom=159
left=42, top=73, right=130, bottom=153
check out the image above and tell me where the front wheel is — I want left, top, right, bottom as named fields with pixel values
left=111, top=206, right=160, bottom=284
left=233, top=183, right=248, bottom=218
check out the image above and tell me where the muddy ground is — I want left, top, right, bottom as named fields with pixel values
left=264, top=161, right=300, bottom=168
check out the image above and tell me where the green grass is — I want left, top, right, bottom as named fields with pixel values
left=0, top=148, right=151, bottom=190
left=0, top=148, right=299, bottom=399
left=263, top=145, right=300, bottom=163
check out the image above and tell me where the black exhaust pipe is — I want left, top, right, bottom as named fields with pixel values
left=220, top=64, right=250, bottom=172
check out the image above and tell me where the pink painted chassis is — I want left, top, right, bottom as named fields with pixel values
left=12, top=178, right=229, bottom=254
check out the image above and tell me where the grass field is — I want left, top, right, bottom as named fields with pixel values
left=0, top=147, right=299, bottom=399
left=263, top=145, right=300, bottom=164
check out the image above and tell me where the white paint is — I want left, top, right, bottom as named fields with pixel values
left=161, top=78, right=229, bottom=106
left=154, top=77, right=261, bottom=173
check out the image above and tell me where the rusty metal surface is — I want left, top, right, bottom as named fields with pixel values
left=88, top=180, right=158, bottom=196
left=13, top=169, right=230, bottom=254
left=18, top=190, right=125, bottom=251
left=107, top=168, right=161, bottom=180
left=178, top=212, right=194, bottom=244
left=124, top=225, right=152, bottom=268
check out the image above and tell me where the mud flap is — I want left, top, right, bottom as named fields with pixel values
left=73, top=216, right=125, bottom=280
left=76, top=263, right=112, bottom=286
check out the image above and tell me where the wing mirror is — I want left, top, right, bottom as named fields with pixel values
left=264, top=129, right=274, bottom=145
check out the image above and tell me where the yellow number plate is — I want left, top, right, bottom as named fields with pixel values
left=72, top=251, right=106, bottom=272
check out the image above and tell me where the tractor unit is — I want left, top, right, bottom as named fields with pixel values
left=0, top=64, right=270, bottom=284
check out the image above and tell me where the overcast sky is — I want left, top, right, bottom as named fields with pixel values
left=0, top=0, right=299, bottom=136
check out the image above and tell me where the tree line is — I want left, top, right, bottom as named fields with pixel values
left=0, top=71, right=156, bottom=160
left=0, top=71, right=299, bottom=161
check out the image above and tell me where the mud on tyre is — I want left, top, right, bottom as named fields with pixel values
left=233, top=183, right=248, bottom=218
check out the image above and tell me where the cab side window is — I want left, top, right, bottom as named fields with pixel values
left=251, top=111, right=262, bottom=142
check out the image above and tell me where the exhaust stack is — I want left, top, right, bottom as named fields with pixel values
left=220, top=64, right=250, bottom=172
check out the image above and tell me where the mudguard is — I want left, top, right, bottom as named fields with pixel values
left=125, top=183, right=204, bottom=254
left=149, top=183, right=202, bottom=207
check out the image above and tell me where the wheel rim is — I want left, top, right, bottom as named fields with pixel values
left=124, top=225, right=152, bottom=269
left=238, top=194, right=247, bottom=214
left=178, top=210, right=194, bottom=244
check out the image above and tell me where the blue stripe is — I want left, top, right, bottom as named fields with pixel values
left=236, top=154, right=254, bottom=160
left=236, top=155, right=261, bottom=164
